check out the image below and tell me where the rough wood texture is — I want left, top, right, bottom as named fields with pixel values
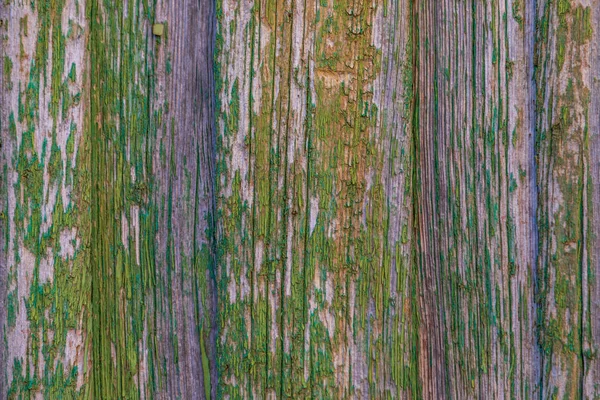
left=1, top=0, right=216, bottom=397
left=536, top=0, right=598, bottom=397
left=150, top=1, right=217, bottom=398
left=588, top=4, right=600, bottom=396
left=414, top=0, right=540, bottom=397
left=1, top=1, right=91, bottom=397
left=215, top=0, right=418, bottom=396
left=88, top=0, right=216, bottom=397
left=1, top=0, right=600, bottom=398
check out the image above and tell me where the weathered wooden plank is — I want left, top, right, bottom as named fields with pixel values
left=588, top=3, right=600, bottom=397
left=88, top=0, right=216, bottom=397
left=150, top=0, right=217, bottom=398
left=414, top=0, right=542, bottom=397
left=535, top=0, right=599, bottom=397
left=215, top=0, right=419, bottom=396
left=88, top=1, right=156, bottom=396
left=1, top=0, right=91, bottom=396
left=375, top=0, right=418, bottom=397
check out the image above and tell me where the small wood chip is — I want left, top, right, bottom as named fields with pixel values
left=153, top=23, right=164, bottom=36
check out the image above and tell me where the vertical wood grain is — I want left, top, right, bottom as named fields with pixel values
left=1, top=0, right=91, bottom=396
left=1, top=0, right=600, bottom=398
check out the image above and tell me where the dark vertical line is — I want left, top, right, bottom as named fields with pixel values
left=409, top=0, right=421, bottom=399
left=146, top=1, right=159, bottom=396
left=198, top=0, right=220, bottom=394
left=527, top=0, right=541, bottom=396
left=146, top=0, right=156, bottom=393
left=89, top=0, right=100, bottom=396
left=207, top=0, right=220, bottom=394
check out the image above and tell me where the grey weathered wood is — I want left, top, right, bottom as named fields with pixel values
left=150, top=0, right=217, bottom=397
left=589, top=4, right=600, bottom=396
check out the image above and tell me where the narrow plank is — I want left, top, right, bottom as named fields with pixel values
left=536, top=0, right=599, bottom=397
left=1, top=0, right=92, bottom=396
